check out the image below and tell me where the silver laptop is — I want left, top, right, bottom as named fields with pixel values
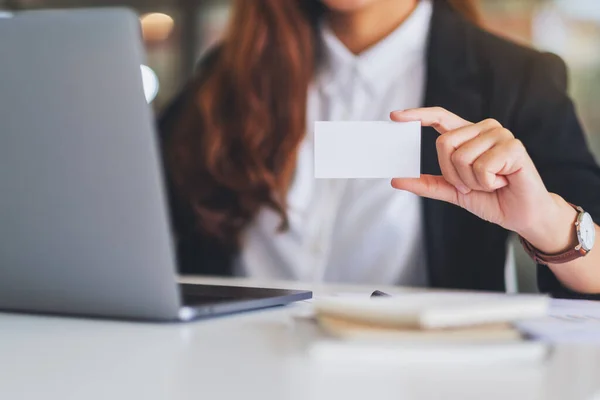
left=0, top=8, right=311, bottom=321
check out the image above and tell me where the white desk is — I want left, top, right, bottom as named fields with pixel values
left=1, top=277, right=599, bottom=400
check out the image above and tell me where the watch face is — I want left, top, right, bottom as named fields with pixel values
left=578, top=212, right=596, bottom=252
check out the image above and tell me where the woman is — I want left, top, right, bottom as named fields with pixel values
left=160, top=0, right=600, bottom=298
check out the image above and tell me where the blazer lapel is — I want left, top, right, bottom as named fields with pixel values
left=421, top=0, right=487, bottom=288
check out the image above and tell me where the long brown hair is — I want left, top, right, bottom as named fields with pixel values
left=165, top=0, right=480, bottom=247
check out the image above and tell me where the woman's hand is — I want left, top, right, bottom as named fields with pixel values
left=390, top=107, right=577, bottom=254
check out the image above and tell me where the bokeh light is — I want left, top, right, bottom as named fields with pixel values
left=141, top=65, right=159, bottom=103
left=140, top=13, right=174, bottom=42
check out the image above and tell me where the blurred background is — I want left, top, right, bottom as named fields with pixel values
left=1, top=0, right=599, bottom=291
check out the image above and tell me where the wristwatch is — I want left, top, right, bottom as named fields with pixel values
left=520, top=204, right=595, bottom=265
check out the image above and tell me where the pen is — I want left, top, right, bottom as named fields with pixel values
left=371, top=290, right=391, bottom=298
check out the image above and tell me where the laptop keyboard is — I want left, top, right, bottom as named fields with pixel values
left=181, top=293, right=238, bottom=306
left=179, top=284, right=252, bottom=306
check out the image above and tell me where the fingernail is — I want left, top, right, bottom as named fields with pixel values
left=456, top=185, right=471, bottom=194
left=390, top=110, right=405, bottom=119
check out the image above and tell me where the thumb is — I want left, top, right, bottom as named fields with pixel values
left=391, top=175, right=459, bottom=205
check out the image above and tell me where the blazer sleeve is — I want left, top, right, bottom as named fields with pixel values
left=512, top=52, right=600, bottom=299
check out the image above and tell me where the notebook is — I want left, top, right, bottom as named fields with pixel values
left=318, top=315, right=523, bottom=342
left=313, top=292, right=550, bottom=342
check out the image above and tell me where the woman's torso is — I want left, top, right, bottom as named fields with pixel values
left=234, top=0, right=434, bottom=285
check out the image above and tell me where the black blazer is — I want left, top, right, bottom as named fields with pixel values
left=159, top=0, right=600, bottom=299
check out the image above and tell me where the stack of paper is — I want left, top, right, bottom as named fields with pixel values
left=314, top=292, right=550, bottom=344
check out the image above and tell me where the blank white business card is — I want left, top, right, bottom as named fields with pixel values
left=314, top=121, right=421, bottom=179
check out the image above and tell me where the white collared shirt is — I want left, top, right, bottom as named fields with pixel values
left=234, top=0, right=433, bottom=285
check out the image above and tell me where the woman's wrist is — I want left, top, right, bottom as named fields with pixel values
left=517, top=193, right=578, bottom=255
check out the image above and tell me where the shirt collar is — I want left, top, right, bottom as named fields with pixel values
left=317, top=0, right=433, bottom=97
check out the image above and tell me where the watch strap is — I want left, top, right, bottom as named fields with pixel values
left=519, top=235, right=585, bottom=265
left=519, top=203, right=587, bottom=265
